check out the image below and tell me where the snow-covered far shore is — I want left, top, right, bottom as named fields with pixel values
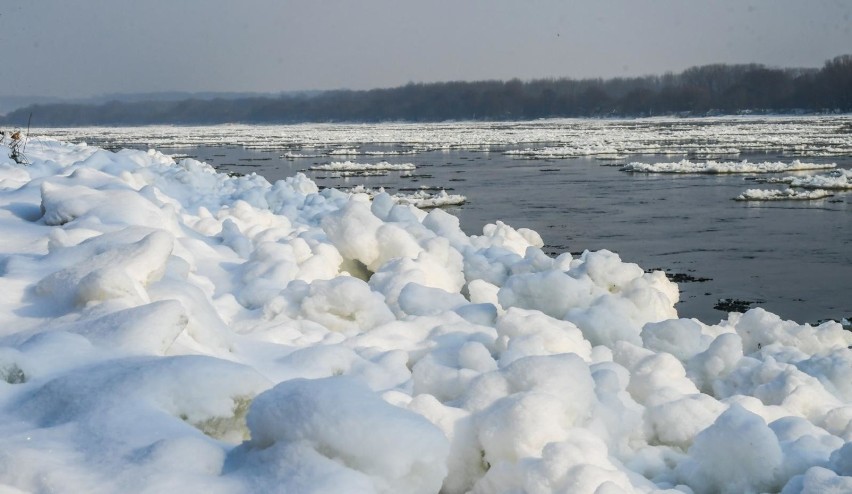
left=621, top=159, right=836, bottom=174
left=0, top=138, right=851, bottom=493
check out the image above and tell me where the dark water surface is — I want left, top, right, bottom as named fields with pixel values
left=148, top=144, right=851, bottom=326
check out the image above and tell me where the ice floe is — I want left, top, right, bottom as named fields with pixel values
left=281, top=151, right=325, bottom=159
left=767, top=168, right=852, bottom=190
left=309, top=160, right=417, bottom=171
left=317, top=170, right=391, bottom=178
left=328, top=147, right=361, bottom=155
left=734, top=188, right=835, bottom=201
left=505, top=145, right=624, bottom=158
left=0, top=137, right=850, bottom=493
left=347, top=185, right=466, bottom=208
left=621, top=159, right=837, bottom=174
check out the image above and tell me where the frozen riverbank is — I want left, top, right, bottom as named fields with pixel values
left=0, top=138, right=850, bottom=493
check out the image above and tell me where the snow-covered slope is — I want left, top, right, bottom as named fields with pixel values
left=0, top=139, right=850, bottom=493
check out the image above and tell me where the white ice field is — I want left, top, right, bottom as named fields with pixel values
left=1, top=117, right=851, bottom=493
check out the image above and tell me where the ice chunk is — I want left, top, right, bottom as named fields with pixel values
left=283, top=277, right=395, bottom=333
left=676, top=404, right=784, bottom=494
left=18, top=355, right=271, bottom=442
left=498, top=270, right=598, bottom=319
left=35, top=230, right=174, bottom=311
left=645, top=394, right=726, bottom=449
left=60, top=299, right=187, bottom=354
left=495, top=307, right=592, bottom=364
left=641, top=318, right=707, bottom=361
left=780, top=466, right=852, bottom=494
left=39, top=173, right=178, bottom=230
left=475, top=354, right=597, bottom=463
left=238, top=377, right=449, bottom=494
left=398, top=283, right=467, bottom=317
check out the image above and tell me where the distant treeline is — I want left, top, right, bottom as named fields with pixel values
left=4, top=55, right=852, bottom=126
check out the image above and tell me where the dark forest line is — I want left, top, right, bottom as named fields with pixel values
left=4, top=55, right=851, bottom=126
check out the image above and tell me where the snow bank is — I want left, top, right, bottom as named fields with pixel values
left=0, top=138, right=850, bottom=493
left=734, top=188, right=835, bottom=201
left=621, top=159, right=836, bottom=174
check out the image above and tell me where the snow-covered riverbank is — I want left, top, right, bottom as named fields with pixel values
left=0, top=139, right=850, bottom=493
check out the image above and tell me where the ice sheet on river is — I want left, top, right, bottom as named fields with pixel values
left=0, top=138, right=851, bottom=494
left=38, top=116, right=852, bottom=158
left=621, top=159, right=836, bottom=174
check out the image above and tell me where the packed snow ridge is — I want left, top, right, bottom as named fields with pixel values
left=309, top=160, right=417, bottom=171
left=1, top=139, right=851, bottom=494
left=734, top=188, right=835, bottom=201
left=621, top=160, right=837, bottom=174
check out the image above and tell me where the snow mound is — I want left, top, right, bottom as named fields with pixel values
left=0, top=138, right=850, bottom=493
left=621, top=159, right=836, bottom=174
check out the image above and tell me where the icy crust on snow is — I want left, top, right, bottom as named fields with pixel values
left=621, top=160, right=836, bottom=174
left=734, top=188, right=835, bottom=201
left=309, top=161, right=416, bottom=171
left=1, top=139, right=851, bottom=494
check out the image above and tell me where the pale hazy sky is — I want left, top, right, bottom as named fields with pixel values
left=1, top=0, right=850, bottom=99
